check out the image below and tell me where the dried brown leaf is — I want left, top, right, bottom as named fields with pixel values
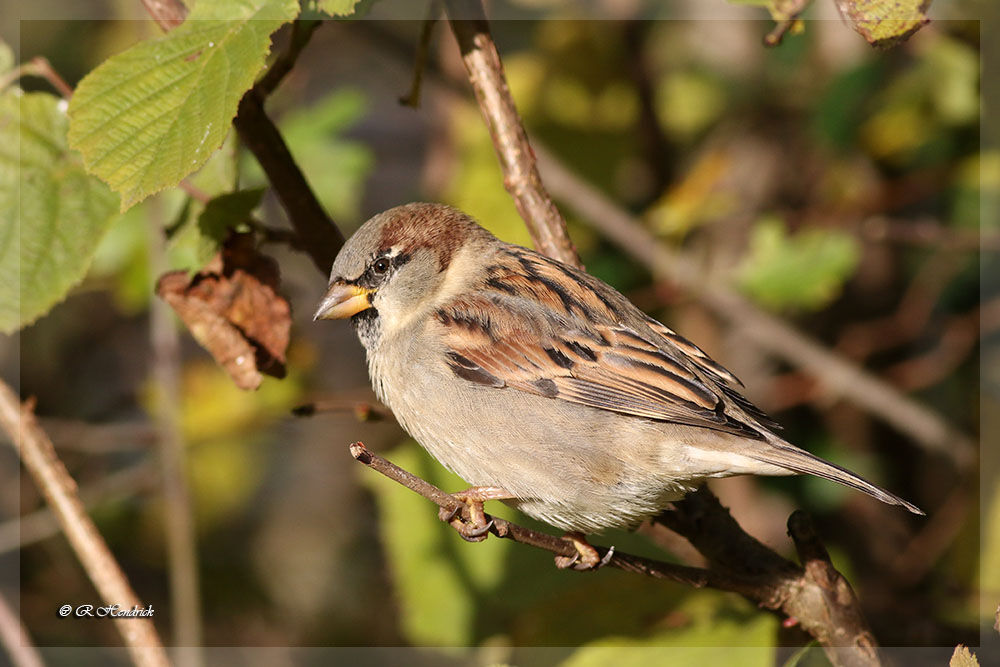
left=949, top=645, right=980, bottom=667
left=156, top=233, right=290, bottom=390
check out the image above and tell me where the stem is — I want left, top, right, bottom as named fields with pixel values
left=443, top=0, right=581, bottom=268
left=148, top=199, right=203, bottom=663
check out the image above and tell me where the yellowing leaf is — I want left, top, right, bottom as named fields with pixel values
left=835, top=0, right=930, bottom=48
left=67, top=0, right=299, bottom=210
left=315, top=0, right=363, bottom=16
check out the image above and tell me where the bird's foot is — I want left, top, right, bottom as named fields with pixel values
left=438, top=486, right=513, bottom=543
left=554, top=531, right=614, bottom=571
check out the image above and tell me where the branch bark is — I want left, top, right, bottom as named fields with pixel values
left=443, top=0, right=581, bottom=269
left=233, top=19, right=345, bottom=274
left=0, top=381, right=169, bottom=667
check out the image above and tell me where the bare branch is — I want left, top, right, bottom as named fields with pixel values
left=351, top=442, right=733, bottom=586
left=0, top=57, right=75, bottom=99
left=0, top=590, right=43, bottom=667
left=443, top=0, right=581, bottom=268
left=234, top=96, right=344, bottom=272
left=0, top=380, right=169, bottom=667
left=255, top=19, right=321, bottom=99
left=292, top=397, right=392, bottom=421
left=399, top=1, right=441, bottom=108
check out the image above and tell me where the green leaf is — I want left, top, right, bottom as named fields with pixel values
left=314, top=0, right=363, bottom=17
left=738, top=217, right=860, bottom=311
left=197, top=187, right=265, bottom=242
left=0, top=91, right=120, bottom=333
left=67, top=0, right=300, bottom=210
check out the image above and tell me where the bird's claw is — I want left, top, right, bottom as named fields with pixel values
left=555, top=532, right=613, bottom=571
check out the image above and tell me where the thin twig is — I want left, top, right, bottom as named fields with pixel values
left=292, top=398, right=392, bottom=421
left=763, top=0, right=812, bottom=47
left=860, top=216, right=997, bottom=252
left=533, top=147, right=977, bottom=469
left=149, top=199, right=203, bottom=662
left=0, top=380, right=169, bottom=667
left=0, top=57, right=74, bottom=99
left=399, top=1, right=441, bottom=108
left=351, top=441, right=883, bottom=666
left=443, top=0, right=581, bottom=268
left=352, top=442, right=735, bottom=586
left=623, top=21, right=674, bottom=201
left=0, top=590, right=43, bottom=667
left=140, top=0, right=188, bottom=31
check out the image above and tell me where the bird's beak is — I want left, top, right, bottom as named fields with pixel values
left=313, top=282, right=375, bottom=321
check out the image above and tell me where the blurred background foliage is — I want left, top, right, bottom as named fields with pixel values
left=1, top=1, right=993, bottom=665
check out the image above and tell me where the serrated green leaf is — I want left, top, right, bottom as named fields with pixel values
left=0, top=91, right=120, bottom=333
left=738, top=217, right=860, bottom=311
left=315, top=0, right=363, bottom=17
left=67, top=0, right=299, bottom=210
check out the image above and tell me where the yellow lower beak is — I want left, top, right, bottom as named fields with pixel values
left=313, top=283, right=374, bottom=320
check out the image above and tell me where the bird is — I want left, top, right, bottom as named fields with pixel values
left=314, top=202, right=922, bottom=567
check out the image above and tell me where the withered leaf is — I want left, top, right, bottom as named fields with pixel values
left=834, top=0, right=930, bottom=49
left=157, top=233, right=291, bottom=390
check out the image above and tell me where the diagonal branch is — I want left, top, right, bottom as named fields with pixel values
left=0, top=380, right=168, bottom=667
left=443, top=0, right=581, bottom=269
left=233, top=19, right=345, bottom=274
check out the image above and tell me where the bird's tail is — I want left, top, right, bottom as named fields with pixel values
left=750, top=438, right=924, bottom=515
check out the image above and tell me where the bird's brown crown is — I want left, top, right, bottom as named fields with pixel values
left=375, top=203, right=495, bottom=270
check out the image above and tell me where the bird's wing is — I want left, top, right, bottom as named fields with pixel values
left=433, top=246, right=776, bottom=439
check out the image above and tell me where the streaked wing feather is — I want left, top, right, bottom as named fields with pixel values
left=434, top=245, right=777, bottom=440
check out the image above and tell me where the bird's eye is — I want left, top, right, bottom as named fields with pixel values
left=372, top=257, right=391, bottom=275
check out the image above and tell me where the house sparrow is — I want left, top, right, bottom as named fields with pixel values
left=315, top=203, right=922, bottom=558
